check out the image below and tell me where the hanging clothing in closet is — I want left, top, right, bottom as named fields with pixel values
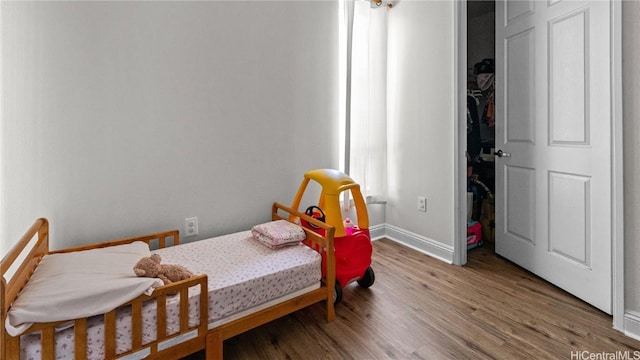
left=467, top=94, right=482, bottom=161
left=476, top=72, right=495, bottom=128
left=474, top=59, right=495, bottom=129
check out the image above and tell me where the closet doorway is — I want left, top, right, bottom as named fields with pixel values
left=466, top=1, right=495, bottom=253
left=461, top=0, right=623, bottom=319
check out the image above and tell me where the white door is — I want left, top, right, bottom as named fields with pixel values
left=494, top=0, right=612, bottom=313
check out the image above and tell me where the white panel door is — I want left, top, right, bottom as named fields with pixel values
left=495, top=0, right=612, bottom=313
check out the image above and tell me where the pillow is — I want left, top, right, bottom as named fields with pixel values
left=251, top=220, right=307, bottom=249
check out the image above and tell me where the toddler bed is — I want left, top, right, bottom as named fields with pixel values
left=1, top=202, right=336, bottom=359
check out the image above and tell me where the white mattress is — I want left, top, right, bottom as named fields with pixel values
left=19, top=230, right=321, bottom=359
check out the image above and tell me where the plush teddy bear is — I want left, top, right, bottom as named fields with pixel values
left=133, top=254, right=193, bottom=285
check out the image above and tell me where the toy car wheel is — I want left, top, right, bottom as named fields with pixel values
left=357, top=266, right=375, bottom=288
left=333, top=282, right=343, bottom=304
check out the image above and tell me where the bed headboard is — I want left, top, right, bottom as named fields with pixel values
left=1, top=220, right=180, bottom=317
left=1, top=218, right=50, bottom=315
left=1, top=218, right=50, bottom=359
left=1, top=219, right=183, bottom=359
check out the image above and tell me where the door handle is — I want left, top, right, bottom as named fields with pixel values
left=494, top=149, right=511, bottom=158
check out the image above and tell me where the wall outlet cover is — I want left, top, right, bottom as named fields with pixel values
left=185, top=217, right=198, bottom=236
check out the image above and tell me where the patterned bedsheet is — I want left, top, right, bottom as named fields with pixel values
left=19, top=230, right=321, bottom=359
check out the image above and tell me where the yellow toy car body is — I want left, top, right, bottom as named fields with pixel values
left=290, top=169, right=375, bottom=303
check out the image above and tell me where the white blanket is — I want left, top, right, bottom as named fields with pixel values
left=5, top=241, right=162, bottom=337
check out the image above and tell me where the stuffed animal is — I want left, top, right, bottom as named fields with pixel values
left=133, top=254, right=193, bottom=285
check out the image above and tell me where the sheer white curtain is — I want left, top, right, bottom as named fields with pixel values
left=344, top=0, right=388, bottom=204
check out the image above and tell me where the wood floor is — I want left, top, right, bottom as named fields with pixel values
left=185, top=239, right=640, bottom=359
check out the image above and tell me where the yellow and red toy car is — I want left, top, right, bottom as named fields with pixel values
left=290, top=169, right=375, bottom=303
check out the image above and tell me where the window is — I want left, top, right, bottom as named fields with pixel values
left=340, top=0, right=388, bottom=204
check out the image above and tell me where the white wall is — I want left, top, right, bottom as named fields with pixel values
left=386, top=1, right=456, bottom=249
left=1, top=1, right=339, bottom=253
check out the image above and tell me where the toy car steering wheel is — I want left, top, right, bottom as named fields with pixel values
left=304, top=205, right=326, bottom=229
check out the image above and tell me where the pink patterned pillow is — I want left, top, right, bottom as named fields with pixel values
left=251, top=220, right=307, bottom=249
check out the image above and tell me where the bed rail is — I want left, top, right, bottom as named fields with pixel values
left=1, top=222, right=205, bottom=360
left=4, top=274, right=208, bottom=360
left=50, top=229, right=180, bottom=254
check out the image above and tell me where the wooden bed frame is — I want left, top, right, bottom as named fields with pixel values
left=0, top=202, right=336, bottom=359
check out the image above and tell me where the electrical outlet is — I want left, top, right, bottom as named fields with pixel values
left=418, top=196, right=427, bottom=212
left=185, top=217, right=198, bottom=236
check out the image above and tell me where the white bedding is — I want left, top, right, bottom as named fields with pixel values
left=19, top=230, right=322, bottom=359
left=6, top=241, right=162, bottom=337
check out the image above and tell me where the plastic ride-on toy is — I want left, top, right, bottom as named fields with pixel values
left=290, top=169, right=375, bottom=304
